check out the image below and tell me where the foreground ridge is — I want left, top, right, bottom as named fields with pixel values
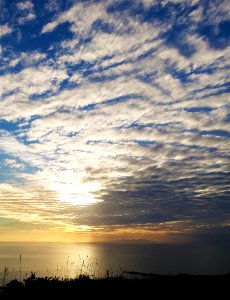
left=0, top=272, right=229, bottom=298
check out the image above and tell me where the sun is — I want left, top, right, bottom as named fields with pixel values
left=59, top=189, right=98, bottom=206
left=49, top=179, right=102, bottom=206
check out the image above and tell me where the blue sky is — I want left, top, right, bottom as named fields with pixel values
left=0, top=0, right=229, bottom=242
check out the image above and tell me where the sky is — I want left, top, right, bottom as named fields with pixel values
left=0, top=0, right=229, bottom=243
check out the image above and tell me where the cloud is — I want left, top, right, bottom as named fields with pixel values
left=8, top=51, right=46, bottom=68
left=41, top=20, right=58, bottom=34
left=42, top=1, right=108, bottom=35
left=17, top=0, right=36, bottom=24
left=0, top=130, right=40, bottom=166
left=0, top=25, right=13, bottom=38
left=18, top=12, right=36, bottom=24
left=0, top=0, right=229, bottom=239
left=4, top=158, right=25, bottom=170
left=44, top=0, right=61, bottom=13
left=17, top=1, right=34, bottom=11
left=0, top=65, right=68, bottom=101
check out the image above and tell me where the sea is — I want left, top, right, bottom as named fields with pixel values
left=0, top=242, right=229, bottom=284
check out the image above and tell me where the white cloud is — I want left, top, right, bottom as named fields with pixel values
left=17, top=1, right=34, bottom=11
left=4, top=159, right=25, bottom=170
left=42, top=1, right=107, bottom=34
left=17, top=0, right=36, bottom=24
left=0, top=130, right=44, bottom=170
left=60, top=25, right=161, bottom=65
left=203, top=0, right=230, bottom=25
left=189, top=5, right=203, bottom=22
left=44, top=0, right=61, bottom=12
left=188, top=35, right=230, bottom=65
left=41, top=20, right=58, bottom=33
left=0, top=65, right=68, bottom=98
left=5, top=51, right=46, bottom=68
left=140, top=0, right=155, bottom=8
left=18, top=12, right=36, bottom=24
left=0, top=25, right=13, bottom=38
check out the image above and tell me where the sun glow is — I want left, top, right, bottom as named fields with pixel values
left=49, top=179, right=102, bottom=206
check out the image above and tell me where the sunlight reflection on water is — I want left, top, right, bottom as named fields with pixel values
left=0, top=242, right=229, bottom=284
left=0, top=242, right=123, bottom=283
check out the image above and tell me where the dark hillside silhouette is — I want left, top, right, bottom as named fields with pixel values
left=0, top=272, right=229, bottom=298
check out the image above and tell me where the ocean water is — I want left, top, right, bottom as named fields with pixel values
left=0, top=242, right=229, bottom=284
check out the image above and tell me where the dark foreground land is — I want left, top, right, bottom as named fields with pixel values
left=0, top=272, right=229, bottom=299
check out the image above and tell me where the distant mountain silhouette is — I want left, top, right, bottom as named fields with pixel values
left=116, top=239, right=153, bottom=244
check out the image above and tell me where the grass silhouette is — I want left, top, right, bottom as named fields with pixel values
left=0, top=270, right=229, bottom=298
